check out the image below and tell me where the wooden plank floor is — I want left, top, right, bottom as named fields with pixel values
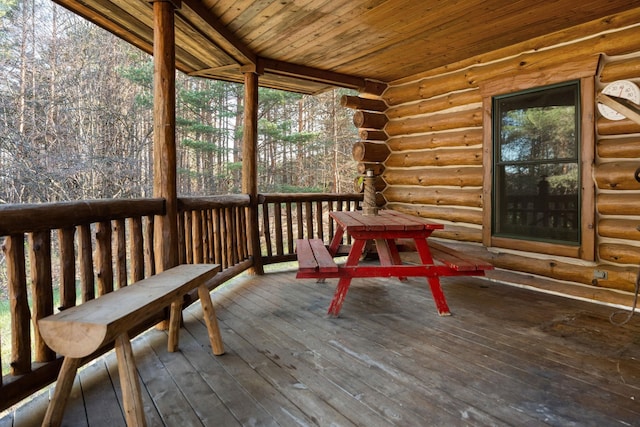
left=3, top=268, right=640, bottom=426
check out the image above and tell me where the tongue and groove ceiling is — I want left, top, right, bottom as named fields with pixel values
left=53, top=0, right=638, bottom=94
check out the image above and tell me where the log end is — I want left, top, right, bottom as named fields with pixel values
left=38, top=318, right=109, bottom=358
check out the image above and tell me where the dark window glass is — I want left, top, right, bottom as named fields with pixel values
left=493, top=81, right=580, bottom=244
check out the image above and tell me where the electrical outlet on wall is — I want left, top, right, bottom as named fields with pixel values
left=593, top=270, right=608, bottom=280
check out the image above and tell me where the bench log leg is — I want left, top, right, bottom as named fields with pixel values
left=198, top=284, right=225, bottom=355
left=42, top=357, right=82, bottom=427
left=114, top=333, right=146, bottom=427
left=167, top=299, right=183, bottom=352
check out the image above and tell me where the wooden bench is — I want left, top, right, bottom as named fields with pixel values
left=38, top=264, right=224, bottom=427
left=296, top=238, right=492, bottom=278
left=295, top=238, right=338, bottom=277
left=427, top=241, right=493, bottom=272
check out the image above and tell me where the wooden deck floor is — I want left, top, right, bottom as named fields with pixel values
left=3, top=268, right=640, bottom=426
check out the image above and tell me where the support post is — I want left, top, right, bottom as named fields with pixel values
left=242, top=71, right=264, bottom=274
left=151, top=0, right=179, bottom=273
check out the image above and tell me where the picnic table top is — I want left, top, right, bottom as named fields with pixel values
left=330, top=210, right=444, bottom=232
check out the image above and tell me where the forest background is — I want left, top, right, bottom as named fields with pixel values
left=0, top=0, right=359, bottom=205
left=0, top=0, right=359, bottom=369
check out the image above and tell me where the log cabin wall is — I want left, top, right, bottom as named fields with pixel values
left=342, top=95, right=389, bottom=205
left=349, top=12, right=640, bottom=293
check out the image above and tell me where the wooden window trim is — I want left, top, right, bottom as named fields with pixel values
left=480, top=58, right=597, bottom=261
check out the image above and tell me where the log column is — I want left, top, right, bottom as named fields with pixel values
left=342, top=94, right=390, bottom=205
left=151, top=0, right=180, bottom=272
left=242, top=70, right=264, bottom=274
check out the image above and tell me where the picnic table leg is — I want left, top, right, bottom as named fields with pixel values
left=327, top=225, right=345, bottom=256
left=327, top=277, right=353, bottom=316
left=414, top=237, right=451, bottom=316
left=426, top=276, right=451, bottom=316
left=327, top=238, right=366, bottom=316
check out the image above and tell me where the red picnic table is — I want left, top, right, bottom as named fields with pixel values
left=296, top=210, right=493, bottom=316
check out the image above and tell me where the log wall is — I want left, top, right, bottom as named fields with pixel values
left=342, top=94, right=389, bottom=204
left=353, top=14, right=640, bottom=293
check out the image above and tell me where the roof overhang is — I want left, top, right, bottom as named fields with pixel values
left=52, top=0, right=640, bottom=95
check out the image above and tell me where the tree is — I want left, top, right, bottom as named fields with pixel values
left=0, top=0, right=359, bottom=203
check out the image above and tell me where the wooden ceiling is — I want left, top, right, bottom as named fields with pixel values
left=53, top=0, right=639, bottom=94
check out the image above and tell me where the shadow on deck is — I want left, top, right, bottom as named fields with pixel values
left=2, top=268, right=640, bottom=426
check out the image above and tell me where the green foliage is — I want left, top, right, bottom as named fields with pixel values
left=0, top=2, right=359, bottom=202
left=134, top=92, right=153, bottom=109
left=227, top=161, right=243, bottom=172
left=0, top=297, right=10, bottom=373
left=258, top=87, right=302, bottom=106
left=118, top=61, right=153, bottom=88
left=178, top=120, right=223, bottom=136
left=181, top=138, right=222, bottom=153
left=119, top=62, right=154, bottom=109
left=0, top=0, right=17, bottom=19
left=547, top=167, right=578, bottom=195
left=501, top=105, right=576, bottom=162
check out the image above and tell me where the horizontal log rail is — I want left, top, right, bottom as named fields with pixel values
left=0, top=192, right=362, bottom=412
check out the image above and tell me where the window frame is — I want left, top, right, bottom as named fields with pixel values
left=480, top=58, right=597, bottom=261
left=492, top=80, right=581, bottom=245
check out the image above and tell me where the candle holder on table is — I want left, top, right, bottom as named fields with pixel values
left=362, top=169, right=378, bottom=216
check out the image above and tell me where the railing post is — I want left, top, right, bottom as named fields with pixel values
left=242, top=70, right=264, bottom=275
left=151, top=0, right=180, bottom=272
left=2, top=235, right=31, bottom=375
left=29, top=231, right=55, bottom=363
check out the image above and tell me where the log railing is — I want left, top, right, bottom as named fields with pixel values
left=258, top=193, right=363, bottom=265
left=0, top=199, right=165, bottom=410
left=0, top=192, right=362, bottom=412
left=178, top=195, right=251, bottom=269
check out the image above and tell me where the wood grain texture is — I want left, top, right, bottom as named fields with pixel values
left=152, top=1, right=179, bottom=272
left=3, top=236, right=31, bottom=375
left=114, top=333, right=146, bottom=427
left=41, top=357, right=82, bottom=427
left=15, top=269, right=640, bottom=426
left=38, top=264, right=220, bottom=358
left=53, top=1, right=640, bottom=93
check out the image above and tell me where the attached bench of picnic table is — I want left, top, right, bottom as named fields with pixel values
left=295, top=210, right=493, bottom=316
left=38, top=263, right=224, bottom=427
left=296, top=238, right=492, bottom=279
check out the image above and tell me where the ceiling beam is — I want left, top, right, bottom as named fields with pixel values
left=259, top=58, right=364, bottom=89
left=260, top=58, right=386, bottom=94
left=180, top=0, right=256, bottom=66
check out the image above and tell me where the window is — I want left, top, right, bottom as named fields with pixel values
left=480, top=57, right=597, bottom=260
left=493, top=81, right=580, bottom=245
